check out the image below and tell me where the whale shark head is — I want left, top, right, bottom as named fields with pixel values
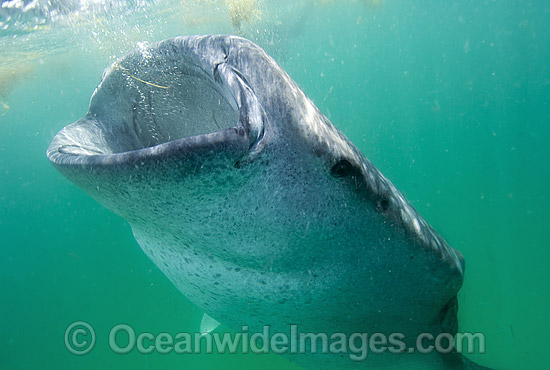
left=48, top=35, right=469, bottom=368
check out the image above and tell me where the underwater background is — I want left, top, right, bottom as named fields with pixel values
left=1, top=1, right=548, bottom=369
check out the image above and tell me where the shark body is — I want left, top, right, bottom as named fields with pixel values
left=48, top=35, right=490, bottom=369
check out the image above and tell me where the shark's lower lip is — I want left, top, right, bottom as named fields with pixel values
left=48, top=127, right=250, bottom=167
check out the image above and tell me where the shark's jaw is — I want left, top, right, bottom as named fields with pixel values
left=47, top=36, right=267, bottom=169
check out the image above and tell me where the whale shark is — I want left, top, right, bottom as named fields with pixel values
left=47, top=35, right=492, bottom=369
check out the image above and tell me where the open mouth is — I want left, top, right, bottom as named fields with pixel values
left=47, top=37, right=265, bottom=166
left=106, top=61, right=239, bottom=153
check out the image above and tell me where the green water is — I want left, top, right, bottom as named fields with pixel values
left=1, top=1, right=548, bottom=369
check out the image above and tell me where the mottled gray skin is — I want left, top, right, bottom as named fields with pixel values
left=47, top=35, right=490, bottom=369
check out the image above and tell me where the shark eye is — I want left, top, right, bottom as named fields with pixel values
left=331, top=159, right=355, bottom=177
left=379, top=198, right=390, bottom=211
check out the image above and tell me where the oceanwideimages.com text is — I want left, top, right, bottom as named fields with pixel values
left=65, top=321, right=486, bottom=360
